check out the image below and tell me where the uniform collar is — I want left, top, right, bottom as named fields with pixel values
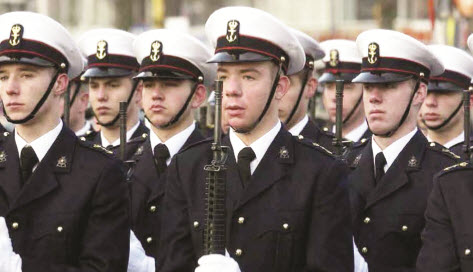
left=100, top=121, right=140, bottom=147
left=345, top=120, right=368, bottom=142
left=229, top=121, right=281, bottom=175
left=15, top=120, right=63, bottom=163
left=150, top=121, right=196, bottom=166
left=371, top=128, right=417, bottom=173
left=74, top=120, right=92, bottom=136
left=427, top=131, right=464, bottom=149
left=288, top=115, right=309, bottom=136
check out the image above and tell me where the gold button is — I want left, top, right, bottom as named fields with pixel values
left=238, top=217, right=245, bottom=224
left=11, top=222, right=19, bottom=230
left=361, top=138, right=367, bottom=143
left=146, top=237, right=153, bottom=244
left=283, top=223, right=289, bottom=230
left=363, top=217, right=370, bottom=224
left=193, top=221, right=199, bottom=228
left=466, top=249, right=471, bottom=256
left=361, top=247, right=368, bottom=254
left=402, top=225, right=408, bottom=231
left=149, top=206, right=157, bottom=213
left=298, top=135, right=304, bottom=140
left=80, top=137, right=86, bottom=141
left=235, top=249, right=243, bottom=256
left=57, top=226, right=63, bottom=233
left=323, top=127, right=328, bottom=131
left=430, top=142, right=435, bottom=147
left=3, top=132, right=9, bottom=136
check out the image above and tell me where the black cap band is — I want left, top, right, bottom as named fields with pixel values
left=139, top=54, right=203, bottom=80
left=361, top=56, right=430, bottom=82
left=87, top=54, right=139, bottom=71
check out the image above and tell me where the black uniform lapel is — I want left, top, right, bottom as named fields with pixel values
left=365, top=131, right=426, bottom=209
left=131, top=122, right=150, bottom=139
left=181, top=125, right=205, bottom=150
left=234, top=128, right=294, bottom=210
left=0, top=135, right=22, bottom=210
left=349, top=141, right=376, bottom=200
left=10, top=127, right=75, bottom=211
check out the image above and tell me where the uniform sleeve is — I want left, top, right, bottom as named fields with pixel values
left=416, top=175, right=461, bottom=272
left=21, top=159, right=131, bottom=272
left=156, top=155, right=196, bottom=272
left=305, top=159, right=354, bottom=272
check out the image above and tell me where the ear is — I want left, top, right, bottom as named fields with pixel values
left=304, top=77, right=318, bottom=99
left=53, top=73, right=69, bottom=96
left=191, top=84, right=206, bottom=109
left=79, top=92, right=89, bottom=113
left=133, top=81, right=143, bottom=107
left=274, top=75, right=290, bottom=100
left=413, top=82, right=427, bottom=106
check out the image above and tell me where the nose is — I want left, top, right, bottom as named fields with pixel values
left=223, top=76, right=242, bottom=97
left=4, top=76, right=20, bottom=96
left=424, top=93, right=437, bottom=107
left=151, top=83, right=164, bottom=101
left=96, top=84, right=108, bottom=101
left=366, top=86, right=382, bottom=104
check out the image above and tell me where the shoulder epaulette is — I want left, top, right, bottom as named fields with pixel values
left=129, top=133, right=148, bottom=144
left=351, top=137, right=369, bottom=149
left=428, top=142, right=461, bottom=160
left=78, top=139, right=114, bottom=156
left=296, top=134, right=334, bottom=157
left=441, top=161, right=470, bottom=174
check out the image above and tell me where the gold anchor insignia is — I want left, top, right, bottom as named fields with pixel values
left=367, top=42, right=379, bottom=65
left=150, top=41, right=162, bottom=62
left=0, top=151, right=6, bottom=163
left=408, top=155, right=418, bottom=167
left=9, top=24, right=23, bottom=47
left=226, top=20, right=239, bottom=43
left=279, top=146, right=289, bottom=159
left=329, top=49, right=339, bottom=67
left=96, top=40, right=108, bottom=60
left=56, top=156, right=67, bottom=168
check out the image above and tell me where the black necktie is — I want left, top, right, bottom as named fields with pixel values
left=20, top=145, right=39, bottom=187
left=154, top=144, right=170, bottom=175
left=237, top=147, right=256, bottom=188
left=374, top=152, right=387, bottom=185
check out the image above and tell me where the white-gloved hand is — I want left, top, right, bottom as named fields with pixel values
left=195, top=253, right=241, bottom=272
left=353, top=238, right=369, bottom=272
left=0, top=217, right=22, bottom=272
left=127, top=230, right=155, bottom=272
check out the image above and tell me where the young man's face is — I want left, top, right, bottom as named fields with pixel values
left=68, top=82, right=89, bottom=129
left=88, top=76, right=134, bottom=124
left=217, top=61, right=281, bottom=132
left=322, top=81, right=363, bottom=123
left=363, top=79, right=421, bottom=135
left=141, top=78, right=195, bottom=128
left=0, top=63, right=57, bottom=121
left=420, top=91, right=463, bottom=131
left=278, top=71, right=315, bottom=125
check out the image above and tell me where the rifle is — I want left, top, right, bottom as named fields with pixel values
left=63, top=83, right=71, bottom=127
left=332, top=80, right=345, bottom=156
left=119, top=101, right=127, bottom=161
left=463, top=87, right=472, bottom=162
left=203, top=79, right=229, bottom=255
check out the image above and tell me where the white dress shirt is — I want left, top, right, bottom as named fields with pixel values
left=333, top=120, right=369, bottom=142
left=15, top=120, right=63, bottom=170
left=150, top=121, right=196, bottom=166
left=229, top=121, right=281, bottom=175
left=288, top=115, right=309, bottom=136
left=372, top=128, right=418, bottom=174
left=74, top=120, right=92, bottom=136
left=101, top=121, right=140, bottom=147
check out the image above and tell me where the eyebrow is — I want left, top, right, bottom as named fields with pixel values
left=216, top=67, right=261, bottom=74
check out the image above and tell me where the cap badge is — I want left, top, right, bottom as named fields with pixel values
left=279, top=146, right=289, bottom=159
left=9, top=24, right=23, bottom=47
left=96, top=40, right=108, bottom=60
left=0, top=151, right=6, bottom=163
left=367, top=42, right=379, bottom=65
left=150, top=41, right=162, bottom=62
left=329, top=49, right=339, bottom=67
left=56, top=156, right=67, bottom=168
left=226, top=20, right=240, bottom=43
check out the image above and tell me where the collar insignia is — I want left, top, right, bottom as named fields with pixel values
left=0, top=151, right=6, bottom=163
left=408, top=155, right=418, bottom=168
left=9, top=24, right=23, bottom=47
left=56, top=156, right=67, bottom=168
left=279, top=146, right=289, bottom=159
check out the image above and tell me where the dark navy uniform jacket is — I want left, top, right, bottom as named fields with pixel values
left=0, top=127, right=130, bottom=272
left=157, top=127, right=354, bottom=272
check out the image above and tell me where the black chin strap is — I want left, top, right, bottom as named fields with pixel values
left=4, top=71, right=60, bottom=124
left=148, top=82, right=199, bottom=129
left=423, top=100, right=463, bottom=131
left=342, top=93, right=363, bottom=124
left=69, top=81, right=82, bottom=107
left=285, top=69, right=310, bottom=126
left=372, top=78, right=421, bottom=138
left=234, top=65, right=282, bottom=134
left=95, top=80, right=140, bottom=127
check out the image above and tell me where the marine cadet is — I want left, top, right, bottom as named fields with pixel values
left=416, top=34, right=473, bottom=272
left=319, top=39, right=371, bottom=144
left=78, top=29, right=149, bottom=157
left=346, top=29, right=460, bottom=271
left=0, top=11, right=130, bottom=271
left=278, top=28, right=336, bottom=152
left=420, top=44, right=473, bottom=158
left=125, top=29, right=214, bottom=271
left=157, top=6, right=353, bottom=272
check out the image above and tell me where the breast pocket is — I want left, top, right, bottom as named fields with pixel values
left=28, top=213, right=78, bottom=263
left=254, top=210, right=305, bottom=272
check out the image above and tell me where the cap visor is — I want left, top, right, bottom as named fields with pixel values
left=428, top=81, right=464, bottom=92
left=207, top=51, right=272, bottom=64
left=352, top=72, right=413, bottom=84
left=82, top=67, right=133, bottom=78
left=319, top=72, right=358, bottom=84
left=134, top=69, right=194, bottom=80
left=0, top=55, right=55, bottom=68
